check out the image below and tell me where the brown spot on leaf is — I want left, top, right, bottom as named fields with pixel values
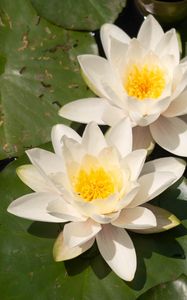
left=41, top=81, right=51, bottom=88
left=18, top=33, right=29, bottom=51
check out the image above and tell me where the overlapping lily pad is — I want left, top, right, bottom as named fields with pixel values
left=31, top=0, right=127, bottom=31
left=1, top=149, right=187, bottom=299
left=0, top=0, right=97, bottom=159
left=138, top=275, right=187, bottom=300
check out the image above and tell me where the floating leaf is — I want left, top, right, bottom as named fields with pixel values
left=0, top=0, right=97, bottom=159
left=138, top=275, right=187, bottom=300
left=31, top=0, right=127, bottom=31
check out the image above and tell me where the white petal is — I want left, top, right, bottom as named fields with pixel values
left=109, top=37, right=129, bottom=79
left=63, top=137, right=85, bottom=164
left=16, top=165, right=55, bottom=193
left=117, top=182, right=140, bottom=210
left=59, top=98, right=110, bottom=125
left=171, top=64, right=187, bottom=100
left=7, top=192, right=65, bottom=223
left=132, top=204, right=180, bottom=234
left=130, top=111, right=160, bottom=127
left=102, top=104, right=125, bottom=126
left=121, top=149, right=147, bottom=181
left=105, top=118, right=132, bottom=157
left=156, top=29, right=180, bottom=64
left=128, top=171, right=176, bottom=208
left=126, top=38, right=145, bottom=61
left=112, top=206, right=156, bottom=229
left=47, top=198, right=86, bottom=222
left=82, top=122, right=107, bottom=155
left=150, top=116, right=187, bottom=156
left=96, top=225, right=136, bottom=281
left=163, top=90, right=187, bottom=118
left=78, top=55, right=122, bottom=100
left=141, top=157, right=185, bottom=183
left=91, top=211, right=120, bottom=224
left=127, top=96, right=170, bottom=126
left=53, top=231, right=95, bottom=261
left=132, top=126, right=155, bottom=152
left=137, top=15, right=164, bottom=50
left=51, top=124, right=81, bottom=157
left=63, top=219, right=101, bottom=248
left=100, top=23, right=130, bottom=59
left=26, top=148, right=65, bottom=175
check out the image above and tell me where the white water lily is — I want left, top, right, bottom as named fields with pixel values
left=60, top=15, right=187, bottom=156
left=7, top=120, right=184, bottom=281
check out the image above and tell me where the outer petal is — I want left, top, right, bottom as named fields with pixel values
left=121, top=149, right=147, bottom=181
left=102, top=104, right=125, bottom=126
left=155, top=29, right=180, bottom=64
left=82, top=122, right=107, bottom=155
left=150, top=116, right=187, bottom=156
left=47, top=198, right=86, bottom=222
left=63, top=219, right=101, bottom=248
left=100, top=23, right=130, bottom=59
left=105, top=118, right=132, bottom=157
left=26, top=148, right=65, bottom=175
left=171, top=64, right=187, bottom=100
left=53, top=231, right=95, bottom=261
left=137, top=15, right=164, bottom=50
left=16, top=165, right=56, bottom=193
left=96, top=224, right=136, bottom=281
left=59, top=98, right=109, bottom=125
left=128, top=171, right=176, bottom=208
left=142, top=157, right=185, bottom=183
left=132, top=204, right=180, bottom=234
left=132, top=126, right=155, bottom=152
left=78, top=55, right=123, bottom=100
left=163, top=90, right=187, bottom=118
left=7, top=192, right=65, bottom=223
left=109, top=37, right=129, bottom=79
left=51, top=124, right=81, bottom=157
left=112, top=206, right=156, bottom=229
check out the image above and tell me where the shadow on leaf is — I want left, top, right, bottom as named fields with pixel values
left=28, top=222, right=63, bottom=239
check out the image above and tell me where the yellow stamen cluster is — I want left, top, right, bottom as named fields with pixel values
left=75, top=167, right=115, bottom=201
left=125, top=64, right=166, bottom=100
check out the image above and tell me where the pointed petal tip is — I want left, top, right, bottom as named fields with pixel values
left=132, top=204, right=180, bottom=234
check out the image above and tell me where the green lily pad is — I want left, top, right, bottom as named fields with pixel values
left=1, top=149, right=187, bottom=299
left=138, top=275, right=187, bottom=300
left=31, top=0, right=127, bottom=31
left=0, top=0, right=97, bottom=159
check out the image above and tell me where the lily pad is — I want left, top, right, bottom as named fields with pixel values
left=0, top=0, right=97, bottom=159
left=1, top=149, right=187, bottom=299
left=138, top=275, right=187, bottom=300
left=31, top=0, right=127, bottom=31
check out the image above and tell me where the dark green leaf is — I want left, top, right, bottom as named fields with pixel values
left=31, top=0, right=127, bottom=31
left=0, top=0, right=97, bottom=159
left=137, top=275, right=187, bottom=300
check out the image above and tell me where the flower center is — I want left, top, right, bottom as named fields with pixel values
left=74, top=167, right=115, bottom=201
left=125, top=64, right=166, bottom=100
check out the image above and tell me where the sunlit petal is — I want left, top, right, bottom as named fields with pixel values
left=150, top=116, right=187, bottom=156
left=112, top=206, right=156, bottom=229
left=96, top=225, right=136, bottom=281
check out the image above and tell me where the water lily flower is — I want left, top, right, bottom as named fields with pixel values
left=60, top=15, right=187, bottom=156
left=7, top=120, right=184, bottom=281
